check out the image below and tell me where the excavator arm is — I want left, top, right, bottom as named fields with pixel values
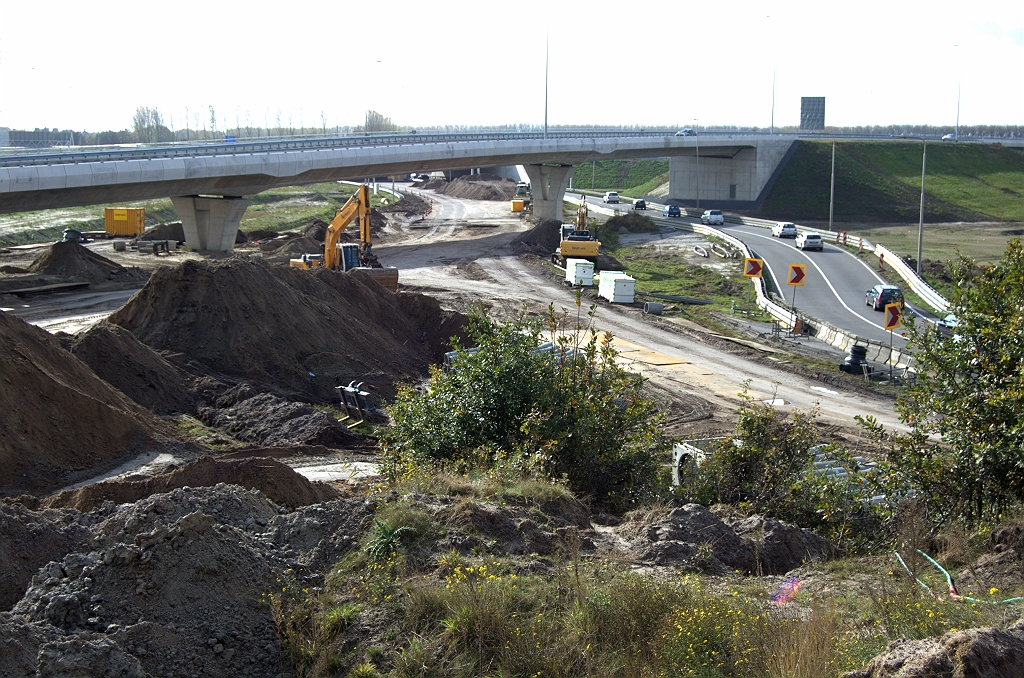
left=323, top=184, right=371, bottom=270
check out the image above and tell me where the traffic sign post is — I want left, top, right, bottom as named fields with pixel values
left=743, top=258, right=763, bottom=317
left=884, top=303, right=902, bottom=379
left=787, top=264, right=806, bottom=331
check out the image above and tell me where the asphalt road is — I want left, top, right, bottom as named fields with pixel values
left=570, top=193, right=925, bottom=348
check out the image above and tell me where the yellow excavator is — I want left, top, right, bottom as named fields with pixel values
left=290, top=184, right=399, bottom=291
left=552, top=198, right=601, bottom=267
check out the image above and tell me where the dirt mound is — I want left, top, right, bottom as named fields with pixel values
left=260, top=234, right=324, bottom=255
left=27, top=241, right=124, bottom=282
left=138, top=222, right=185, bottom=243
left=0, top=484, right=373, bottom=677
left=302, top=219, right=329, bottom=241
left=198, top=390, right=369, bottom=448
left=0, top=503, right=94, bottom=611
left=43, top=456, right=341, bottom=512
left=0, top=310, right=179, bottom=498
left=11, top=505, right=287, bottom=677
left=513, top=219, right=561, bottom=254
left=369, top=207, right=388, bottom=232
left=107, top=258, right=467, bottom=403
left=244, top=228, right=279, bottom=242
left=70, top=321, right=197, bottom=415
left=595, top=253, right=626, bottom=271
left=436, top=174, right=517, bottom=201
left=418, top=179, right=448, bottom=191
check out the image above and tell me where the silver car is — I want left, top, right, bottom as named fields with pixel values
left=772, top=222, right=797, bottom=238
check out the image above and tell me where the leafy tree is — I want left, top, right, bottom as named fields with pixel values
left=862, top=239, right=1024, bottom=525
left=379, top=301, right=668, bottom=512
left=364, top=110, right=398, bottom=133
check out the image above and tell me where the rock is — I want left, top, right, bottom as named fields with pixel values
left=730, top=514, right=840, bottom=574
left=36, top=634, right=147, bottom=677
left=843, top=619, right=1024, bottom=678
left=627, top=504, right=755, bottom=572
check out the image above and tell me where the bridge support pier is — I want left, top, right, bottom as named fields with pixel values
left=171, top=196, right=250, bottom=252
left=522, top=164, right=574, bottom=221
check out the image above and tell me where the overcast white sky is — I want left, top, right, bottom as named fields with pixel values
left=1, top=0, right=1021, bottom=133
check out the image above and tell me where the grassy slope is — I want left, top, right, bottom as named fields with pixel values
left=760, top=142, right=1024, bottom=223
left=572, top=159, right=669, bottom=193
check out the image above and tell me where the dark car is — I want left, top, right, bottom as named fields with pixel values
left=865, top=284, right=904, bottom=311
left=633, top=199, right=647, bottom=210
left=61, top=228, right=86, bottom=243
left=662, top=204, right=681, bottom=217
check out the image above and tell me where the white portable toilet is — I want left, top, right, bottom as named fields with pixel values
left=598, top=272, right=635, bottom=303
left=564, top=258, right=595, bottom=286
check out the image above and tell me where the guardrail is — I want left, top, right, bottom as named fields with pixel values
left=567, top=194, right=914, bottom=368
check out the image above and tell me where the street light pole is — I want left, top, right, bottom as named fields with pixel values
left=917, top=141, right=927, bottom=276
left=771, top=68, right=776, bottom=136
left=828, top=139, right=836, bottom=232
left=544, top=35, right=549, bottom=139
left=695, top=119, right=700, bottom=210
left=954, top=44, right=960, bottom=141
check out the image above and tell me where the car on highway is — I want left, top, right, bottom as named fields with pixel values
left=935, top=314, right=960, bottom=331
left=795, top=233, right=824, bottom=251
left=772, top=222, right=797, bottom=238
left=865, top=284, right=904, bottom=311
left=603, top=192, right=620, bottom=204
left=675, top=128, right=696, bottom=136
left=701, top=209, right=724, bottom=225
left=941, top=133, right=957, bottom=141
left=632, top=199, right=647, bottom=210
left=662, top=205, right=681, bottom=217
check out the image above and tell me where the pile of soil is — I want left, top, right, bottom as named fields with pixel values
left=301, top=219, right=329, bottom=241
left=107, top=258, right=467, bottom=403
left=259, top=235, right=326, bottom=257
left=513, top=219, right=562, bottom=254
left=70, top=321, right=197, bottom=415
left=137, top=222, right=185, bottom=243
left=0, top=311, right=182, bottom=497
left=42, top=456, right=341, bottom=512
left=379, top=191, right=431, bottom=217
left=0, top=484, right=374, bottom=677
left=27, top=241, right=126, bottom=283
left=435, top=173, right=517, bottom=201
left=243, top=228, right=278, bottom=242
left=417, top=179, right=448, bottom=191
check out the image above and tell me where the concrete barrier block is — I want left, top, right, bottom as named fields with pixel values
left=34, top=166, right=67, bottom=191
left=89, top=163, right=118, bottom=186
left=159, top=158, right=188, bottom=182
left=183, top=156, right=210, bottom=179
left=62, top=163, right=95, bottom=189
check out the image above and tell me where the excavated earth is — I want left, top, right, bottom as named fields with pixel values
left=3, top=218, right=1024, bottom=676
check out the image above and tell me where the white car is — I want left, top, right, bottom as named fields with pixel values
left=941, top=133, right=957, bottom=141
left=700, top=209, right=724, bottom=225
left=795, top=233, right=823, bottom=251
left=675, top=128, right=696, bottom=136
left=602, top=191, right=620, bottom=204
left=772, top=222, right=797, bottom=238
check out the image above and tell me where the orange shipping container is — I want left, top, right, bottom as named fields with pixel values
left=104, top=208, right=145, bottom=236
left=511, top=199, right=525, bottom=213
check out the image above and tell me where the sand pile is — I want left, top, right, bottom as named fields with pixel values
left=0, top=484, right=373, bottom=677
left=418, top=178, right=448, bottom=191
left=42, top=456, right=342, bottom=512
left=27, top=241, right=126, bottom=282
left=70, top=321, right=197, bottom=415
left=435, top=173, right=517, bottom=201
left=108, top=258, right=466, bottom=403
left=137, top=222, right=185, bottom=243
left=0, top=311, right=181, bottom=497
left=302, top=219, right=329, bottom=241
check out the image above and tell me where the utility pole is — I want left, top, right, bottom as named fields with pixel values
left=544, top=35, right=549, bottom=139
left=771, top=68, right=776, bottom=136
left=917, top=142, right=927, bottom=276
left=828, top=139, right=836, bottom=232
left=694, top=119, right=700, bottom=210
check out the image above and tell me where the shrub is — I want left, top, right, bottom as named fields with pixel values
left=379, top=302, right=668, bottom=512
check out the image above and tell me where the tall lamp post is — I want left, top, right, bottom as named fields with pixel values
left=828, top=139, right=836, bottom=232
left=917, top=140, right=927, bottom=276
left=954, top=44, right=961, bottom=141
left=694, top=119, right=700, bottom=210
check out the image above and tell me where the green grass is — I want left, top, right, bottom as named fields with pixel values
left=573, top=159, right=669, bottom=192
left=761, top=141, right=1024, bottom=224
left=0, top=182, right=403, bottom=246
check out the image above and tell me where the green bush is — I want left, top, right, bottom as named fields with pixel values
left=379, top=302, right=668, bottom=512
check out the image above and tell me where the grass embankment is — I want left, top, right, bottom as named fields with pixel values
left=573, top=159, right=669, bottom=196
left=761, top=141, right=1024, bottom=224
left=271, top=475, right=1018, bottom=678
left=0, top=182, right=399, bottom=247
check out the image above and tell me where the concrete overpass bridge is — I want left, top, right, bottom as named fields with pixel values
left=0, top=131, right=796, bottom=250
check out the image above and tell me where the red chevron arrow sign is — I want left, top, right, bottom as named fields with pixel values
left=744, top=258, right=764, bottom=278
left=788, top=264, right=806, bottom=286
left=885, top=303, right=903, bottom=330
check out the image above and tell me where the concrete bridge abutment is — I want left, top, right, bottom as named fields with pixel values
left=171, top=196, right=250, bottom=252
left=522, top=164, right=574, bottom=221
left=668, top=139, right=795, bottom=209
